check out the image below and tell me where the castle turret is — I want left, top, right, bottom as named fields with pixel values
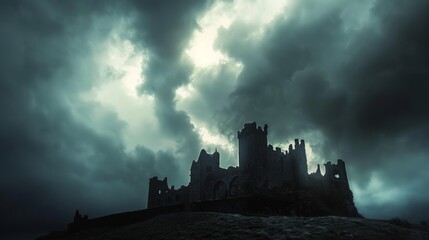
left=322, top=159, right=358, bottom=216
left=147, top=177, right=158, bottom=208
left=147, top=177, right=169, bottom=208
left=324, top=159, right=350, bottom=189
left=295, top=139, right=308, bottom=189
left=238, top=122, right=268, bottom=194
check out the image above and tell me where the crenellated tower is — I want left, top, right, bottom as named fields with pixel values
left=238, top=122, right=269, bottom=194
left=322, top=159, right=357, bottom=215
left=288, top=139, right=308, bottom=189
left=324, top=159, right=350, bottom=190
left=147, top=177, right=169, bottom=209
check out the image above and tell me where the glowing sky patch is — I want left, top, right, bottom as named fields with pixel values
left=103, top=33, right=145, bottom=98
left=180, top=0, right=293, bottom=164
left=175, top=84, right=195, bottom=100
left=185, top=1, right=233, bottom=68
left=186, top=0, right=291, bottom=68
left=197, top=126, right=235, bottom=154
left=80, top=29, right=176, bottom=153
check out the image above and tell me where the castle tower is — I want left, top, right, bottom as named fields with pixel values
left=322, top=159, right=358, bottom=216
left=324, top=159, right=350, bottom=189
left=291, top=139, right=308, bottom=189
left=238, top=122, right=268, bottom=194
left=147, top=177, right=169, bottom=208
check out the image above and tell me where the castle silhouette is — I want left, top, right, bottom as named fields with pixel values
left=66, top=122, right=358, bottom=233
left=148, top=122, right=358, bottom=216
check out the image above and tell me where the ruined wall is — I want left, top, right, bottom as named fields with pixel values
left=147, top=177, right=189, bottom=209
left=308, top=159, right=358, bottom=216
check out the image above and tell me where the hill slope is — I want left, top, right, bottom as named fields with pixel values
left=39, top=212, right=429, bottom=240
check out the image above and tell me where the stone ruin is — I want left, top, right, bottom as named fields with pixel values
left=148, top=122, right=359, bottom=216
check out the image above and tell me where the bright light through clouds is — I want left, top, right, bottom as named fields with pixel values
left=182, top=0, right=292, bottom=158
left=103, top=33, right=145, bottom=98
left=197, top=126, right=235, bottom=153
left=175, top=83, right=195, bottom=99
left=186, top=0, right=291, bottom=68
left=79, top=29, right=178, bottom=153
left=185, top=1, right=232, bottom=68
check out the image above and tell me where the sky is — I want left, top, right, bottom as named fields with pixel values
left=1, top=0, right=428, bottom=239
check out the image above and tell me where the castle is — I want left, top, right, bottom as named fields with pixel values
left=148, top=122, right=358, bottom=216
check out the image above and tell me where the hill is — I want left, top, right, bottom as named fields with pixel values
left=38, top=212, right=429, bottom=240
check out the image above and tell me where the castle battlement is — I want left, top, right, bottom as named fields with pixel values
left=237, top=122, right=268, bottom=139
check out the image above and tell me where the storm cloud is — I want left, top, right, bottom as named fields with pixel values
left=211, top=0, right=429, bottom=220
left=1, top=0, right=428, bottom=239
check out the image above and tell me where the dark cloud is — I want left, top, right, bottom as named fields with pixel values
left=130, top=0, right=215, bottom=178
left=210, top=0, right=429, bottom=220
left=0, top=0, right=212, bottom=239
left=210, top=1, right=349, bottom=139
